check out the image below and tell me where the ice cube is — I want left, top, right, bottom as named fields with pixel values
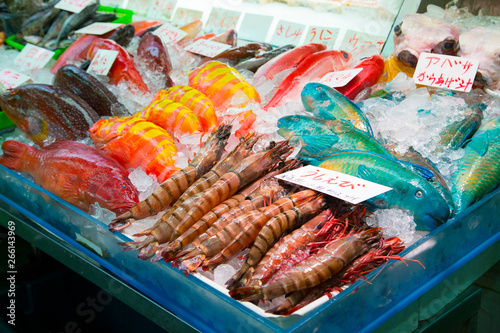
left=128, top=167, right=154, bottom=192
left=214, top=264, right=237, bottom=286
left=366, top=208, right=416, bottom=244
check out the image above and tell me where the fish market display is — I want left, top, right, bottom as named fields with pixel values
left=336, top=54, right=385, bottom=100
left=234, top=44, right=295, bottom=73
left=0, top=140, right=138, bottom=214
left=198, top=42, right=273, bottom=67
left=0, top=84, right=99, bottom=146
left=53, top=64, right=130, bottom=117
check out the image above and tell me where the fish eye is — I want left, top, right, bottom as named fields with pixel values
left=342, top=51, right=349, bottom=59
left=293, top=117, right=299, bottom=121
left=316, top=86, right=323, bottom=92
left=394, top=23, right=402, bottom=36
left=121, top=184, right=127, bottom=189
left=441, top=39, right=456, bottom=52
left=415, top=190, right=423, bottom=198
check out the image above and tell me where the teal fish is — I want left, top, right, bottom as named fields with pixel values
left=451, top=116, right=500, bottom=213
left=277, top=115, right=391, bottom=159
left=313, top=150, right=451, bottom=230
left=439, top=103, right=485, bottom=150
left=301, top=82, right=373, bottom=136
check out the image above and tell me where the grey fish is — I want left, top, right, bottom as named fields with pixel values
left=37, top=10, right=71, bottom=48
left=17, top=6, right=60, bottom=39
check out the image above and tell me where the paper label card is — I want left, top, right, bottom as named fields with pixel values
left=184, top=39, right=231, bottom=58
left=87, top=49, right=119, bottom=75
left=0, top=69, right=31, bottom=90
left=274, top=165, right=392, bottom=204
left=146, top=0, right=176, bottom=20
left=340, top=30, right=386, bottom=56
left=305, top=26, right=340, bottom=50
left=55, top=0, right=96, bottom=13
left=205, top=8, right=241, bottom=34
left=270, top=20, right=306, bottom=46
left=153, top=23, right=188, bottom=44
left=75, top=23, right=123, bottom=35
left=413, top=52, right=479, bottom=92
left=15, top=44, right=55, bottom=70
left=319, top=68, right=363, bottom=88
left=172, top=7, right=203, bottom=26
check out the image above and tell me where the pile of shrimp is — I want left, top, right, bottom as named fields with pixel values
left=110, top=125, right=409, bottom=315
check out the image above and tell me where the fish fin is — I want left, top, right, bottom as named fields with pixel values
left=299, top=134, right=338, bottom=154
left=313, top=108, right=337, bottom=121
left=397, top=160, right=435, bottom=181
left=466, top=132, right=489, bottom=156
left=0, top=140, right=33, bottom=171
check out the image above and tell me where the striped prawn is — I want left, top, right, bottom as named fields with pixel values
left=229, top=227, right=382, bottom=301
left=175, top=189, right=318, bottom=273
left=109, top=125, right=231, bottom=231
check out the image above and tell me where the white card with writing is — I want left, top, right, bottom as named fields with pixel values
left=75, top=23, right=123, bottom=35
left=14, top=44, right=54, bottom=70
left=55, top=0, right=96, bottom=13
left=413, top=52, right=479, bottom=92
left=0, top=69, right=31, bottom=90
left=274, top=165, right=392, bottom=204
left=319, top=68, right=363, bottom=88
left=87, top=50, right=119, bottom=75
left=153, top=23, right=188, bottom=44
left=184, top=39, right=231, bottom=58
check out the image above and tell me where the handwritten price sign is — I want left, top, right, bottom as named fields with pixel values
left=270, top=20, right=305, bottom=46
left=55, top=0, right=96, bottom=13
left=205, top=8, right=241, bottom=34
left=306, top=26, right=340, bottom=50
left=413, top=52, right=479, bottom=92
left=153, top=23, right=188, bottom=44
left=173, top=7, right=202, bottom=27
left=0, top=70, right=31, bottom=90
left=319, top=68, right=363, bottom=88
left=184, top=39, right=231, bottom=58
left=274, top=165, right=392, bottom=204
left=75, top=23, right=123, bottom=35
left=146, top=0, right=176, bottom=20
left=14, top=44, right=54, bottom=70
left=87, top=50, right=119, bottom=75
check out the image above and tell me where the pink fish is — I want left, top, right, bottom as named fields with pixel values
left=264, top=50, right=351, bottom=109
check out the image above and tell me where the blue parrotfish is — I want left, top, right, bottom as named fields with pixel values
left=277, top=115, right=391, bottom=160
left=313, top=150, right=452, bottom=230
left=451, top=116, right=500, bottom=213
left=439, top=103, right=485, bottom=150
left=301, top=82, right=373, bottom=136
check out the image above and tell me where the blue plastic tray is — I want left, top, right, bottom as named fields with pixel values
left=0, top=164, right=498, bottom=332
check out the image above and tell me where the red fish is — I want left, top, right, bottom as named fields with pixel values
left=51, top=34, right=100, bottom=74
left=87, top=38, right=150, bottom=93
left=137, top=32, right=174, bottom=87
left=130, top=20, right=164, bottom=37
left=253, top=43, right=327, bottom=82
left=264, top=50, right=351, bottom=109
left=337, top=54, right=385, bottom=100
left=0, top=140, right=138, bottom=214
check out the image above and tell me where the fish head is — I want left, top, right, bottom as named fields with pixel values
left=94, top=176, right=139, bottom=214
left=393, top=14, right=459, bottom=68
left=301, top=82, right=336, bottom=113
left=277, top=115, right=328, bottom=138
left=459, top=27, right=500, bottom=89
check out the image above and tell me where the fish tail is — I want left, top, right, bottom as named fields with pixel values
left=0, top=140, right=32, bottom=171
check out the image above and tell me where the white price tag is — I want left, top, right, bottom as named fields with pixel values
left=319, top=68, right=363, bottom=88
left=413, top=52, right=479, bottom=92
left=184, top=39, right=231, bottom=58
left=55, top=0, right=96, bottom=13
left=87, top=49, right=119, bottom=76
left=274, top=165, right=392, bottom=204
left=75, top=23, right=123, bottom=35
left=153, top=23, right=188, bottom=44
left=0, top=69, right=31, bottom=90
left=14, top=44, right=55, bottom=70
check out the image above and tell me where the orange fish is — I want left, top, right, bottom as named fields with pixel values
left=89, top=117, right=178, bottom=183
left=0, top=140, right=138, bottom=214
left=156, top=86, right=218, bottom=131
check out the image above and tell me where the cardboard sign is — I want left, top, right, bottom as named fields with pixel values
left=75, top=23, right=123, bottom=35
left=55, top=0, right=96, bottom=13
left=153, top=23, right=188, bottom=44
left=319, top=68, right=363, bottom=88
left=0, top=69, right=31, bottom=90
left=274, top=165, right=392, bottom=204
left=184, top=39, right=231, bottom=58
left=413, top=52, right=479, bottom=92
left=87, top=49, right=119, bottom=75
left=14, top=44, right=55, bottom=70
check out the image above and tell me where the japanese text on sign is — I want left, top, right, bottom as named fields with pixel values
left=75, top=23, right=123, bottom=35
left=14, top=44, right=54, bottom=70
left=274, top=165, right=392, bottom=204
left=341, top=30, right=385, bottom=56
left=146, top=0, right=176, bottom=20
left=319, top=68, right=363, bottom=88
left=87, top=50, right=119, bottom=76
left=0, top=70, right=31, bottom=90
left=153, top=23, right=188, bottom=44
left=413, top=52, right=479, bottom=92
left=184, top=39, right=231, bottom=58
left=55, top=0, right=96, bottom=13
left=270, top=20, right=305, bottom=46
left=173, top=8, right=202, bottom=26
left=306, top=26, right=340, bottom=49
left=206, top=8, right=241, bottom=34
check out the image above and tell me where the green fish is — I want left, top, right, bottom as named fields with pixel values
left=301, top=82, right=373, bottom=136
left=451, top=116, right=500, bottom=213
left=439, top=103, right=485, bottom=150
left=312, top=150, right=452, bottom=230
left=277, top=115, right=391, bottom=160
